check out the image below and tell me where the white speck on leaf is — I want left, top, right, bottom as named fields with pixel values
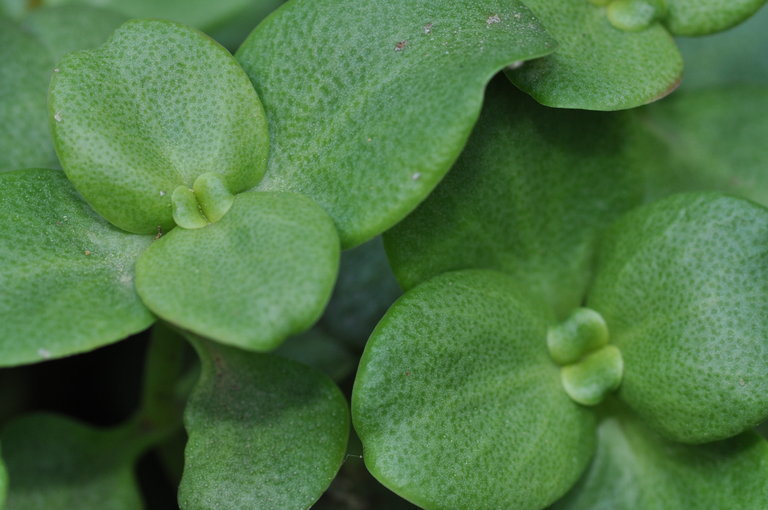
left=38, top=348, right=51, bottom=359
left=507, top=60, right=525, bottom=70
left=487, top=14, right=501, bottom=25
left=412, top=172, right=421, bottom=180
left=54, top=111, right=62, bottom=122
left=739, top=379, right=746, bottom=386
left=53, top=67, right=60, bottom=73
left=423, top=23, right=433, bottom=34
left=394, top=41, right=407, bottom=52
left=159, top=190, right=166, bottom=197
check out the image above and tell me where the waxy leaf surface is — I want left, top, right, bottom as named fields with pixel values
left=554, top=410, right=768, bottom=509
left=1, top=414, right=143, bottom=510
left=636, top=86, right=768, bottom=207
left=663, top=0, right=766, bottom=36
left=50, top=19, right=268, bottom=234
left=237, top=0, right=556, bottom=247
left=0, top=169, right=153, bottom=366
left=589, top=193, right=768, bottom=443
left=385, top=79, right=643, bottom=318
left=136, top=191, right=339, bottom=351
left=507, top=0, right=682, bottom=110
left=0, top=19, right=55, bottom=172
left=180, top=339, right=349, bottom=510
left=353, top=270, right=595, bottom=510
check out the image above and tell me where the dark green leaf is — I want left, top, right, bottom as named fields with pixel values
left=1, top=414, right=143, bottom=510
left=236, top=0, right=556, bottom=247
left=136, top=191, right=339, bottom=351
left=274, top=328, right=356, bottom=382
left=507, top=0, right=682, bottom=110
left=179, top=338, right=349, bottom=510
left=0, top=18, right=56, bottom=172
left=589, top=193, right=768, bottom=443
left=352, top=270, right=595, bottom=510
left=0, top=443, right=6, bottom=509
left=49, top=19, right=269, bottom=234
left=385, top=79, right=643, bottom=318
left=554, top=407, right=768, bottom=509
left=0, top=169, right=154, bottom=366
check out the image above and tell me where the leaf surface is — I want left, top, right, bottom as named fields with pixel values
left=179, top=338, right=349, bottom=510
left=274, top=328, right=356, bottom=382
left=554, top=409, right=768, bottom=509
left=236, top=0, right=556, bottom=247
left=352, top=270, right=595, bottom=510
left=507, top=0, right=682, bottom=110
left=0, top=18, right=55, bottom=172
left=49, top=19, right=268, bottom=234
left=385, top=79, right=643, bottom=318
left=0, top=169, right=153, bottom=366
left=136, top=191, right=339, bottom=351
left=1, top=414, right=143, bottom=510
left=589, top=193, right=768, bottom=443
left=664, top=0, right=767, bottom=36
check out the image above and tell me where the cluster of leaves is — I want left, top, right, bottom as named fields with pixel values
left=1, top=0, right=768, bottom=508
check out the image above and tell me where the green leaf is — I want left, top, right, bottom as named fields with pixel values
left=136, top=191, right=339, bottom=351
left=676, top=5, right=768, bottom=89
left=21, top=6, right=128, bottom=63
left=0, top=18, right=56, bottom=172
left=321, top=237, right=402, bottom=349
left=352, top=270, right=595, bottom=510
left=1, top=414, right=143, bottom=510
left=554, top=408, right=768, bottom=509
left=49, top=18, right=269, bottom=234
left=0, top=169, right=154, bottom=367
left=506, top=0, right=682, bottom=110
left=206, top=0, right=284, bottom=51
left=179, top=338, right=349, bottom=510
left=274, top=328, right=356, bottom=382
left=635, top=85, right=768, bottom=207
left=588, top=193, right=768, bottom=443
left=0, top=443, right=6, bottom=510
left=663, top=0, right=767, bottom=36
left=236, top=0, right=556, bottom=248
left=384, top=79, right=643, bottom=318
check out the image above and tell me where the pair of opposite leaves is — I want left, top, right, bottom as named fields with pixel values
left=352, top=80, right=768, bottom=509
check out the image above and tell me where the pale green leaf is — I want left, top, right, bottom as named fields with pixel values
left=21, top=5, right=128, bottom=63
left=49, top=18, right=269, bottom=234
left=507, top=0, right=682, bottom=110
left=554, top=408, right=768, bottom=509
left=676, top=5, right=768, bottom=89
left=636, top=85, right=768, bottom=207
left=589, top=193, right=768, bottom=443
left=136, top=191, right=339, bottom=351
left=1, top=414, right=143, bottom=510
left=179, top=338, right=349, bottom=510
left=384, top=78, right=643, bottom=318
left=236, top=0, right=556, bottom=247
left=0, top=18, right=56, bottom=172
left=352, top=270, right=595, bottom=510
left=664, top=0, right=767, bottom=36
left=0, top=169, right=154, bottom=367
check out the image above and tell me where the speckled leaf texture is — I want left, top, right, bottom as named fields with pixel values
left=21, top=5, right=128, bottom=63
left=236, top=0, right=557, bottom=248
left=136, top=192, right=339, bottom=352
left=0, top=18, right=56, bottom=172
left=352, top=270, right=595, bottom=510
left=588, top=193, right=768, bottom=443
left=507, top=0, right=682, bottom=110
left=1, top=414, right=143, bottom=510
left=635, top=86, right=768, bottom=207
left=664, top=0, right=767, bottom=36
left=179, top=339, right=349, bottom=510
left=49, top=19, right=269, bottom=234
left=385, top=78, right=643, bottom=319
left=0, top=169, right=153, bottom=367
left=554, top=409, right=768, bottom=509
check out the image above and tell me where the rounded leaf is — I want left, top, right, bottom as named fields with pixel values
left=352, top=270, right=595, bottom=510
left=180, top=339, right=349, bottom=510
left=135, top=191, right=339, bottom=351
left=554, top=410, right=768, bottom=509
left=589, top=193, right=768, bottom=443
left=49, top=19, right=269, bottom=234
left=0, top=169, right=154, bottom=366
left=384, top=79, right=643, bottom=318
left=664, top=0, right=767, bottom=36
left=236, top=0, right=556, bottom=247
left=507, top=0, right=682, bottom=110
